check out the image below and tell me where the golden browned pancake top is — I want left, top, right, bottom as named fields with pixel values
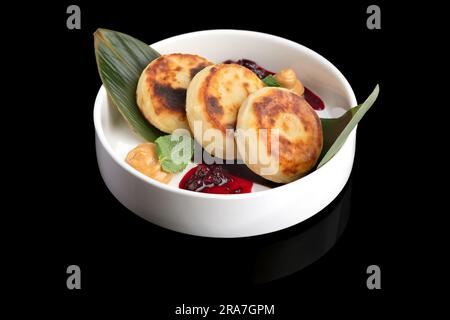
left=145, top=54, right=212, bottom=116
left=198, top=63, right=264, bottom=132
left=251, top=88, right=323, bottom=177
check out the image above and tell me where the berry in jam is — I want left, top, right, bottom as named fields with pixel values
left=179, top=164, right=253, bottom=194
left=223, top=59, right=275, bottom=80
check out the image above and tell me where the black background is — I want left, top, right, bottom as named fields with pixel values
left=11, top=0, right=424, bottom=316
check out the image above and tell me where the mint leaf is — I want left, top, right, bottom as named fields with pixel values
left=262, top=75, right=281, bottom=87
left=155, top=134, right=194, bottom=173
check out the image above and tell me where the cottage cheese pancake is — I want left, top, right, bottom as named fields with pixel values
left=236, top=87, right=323, bottom=183
left=137, top=53, right=212, bottom=133
left=186, top=64, right=264, bottom=159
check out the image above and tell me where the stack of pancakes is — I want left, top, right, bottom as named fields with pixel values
left=137, top=54, right=322, bottom=183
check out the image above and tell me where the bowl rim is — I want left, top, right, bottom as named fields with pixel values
left=93, top=29, right=357, bottom=200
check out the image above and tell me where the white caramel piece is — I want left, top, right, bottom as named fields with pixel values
left=126, top=143, right=173, bottom=184
left=274, top=68, right=305, bottom=96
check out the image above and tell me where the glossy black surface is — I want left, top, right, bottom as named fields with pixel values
left=11, top=1, right=420, bottom=316
left=90, top=179, right=352, bottom=289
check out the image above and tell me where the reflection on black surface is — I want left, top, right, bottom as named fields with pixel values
left=251, top=179, right=352, bottom=283
left=143, top=179, right=352, bottom=286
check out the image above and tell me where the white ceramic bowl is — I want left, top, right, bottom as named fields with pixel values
left=94, top=29, right=357, bottom=238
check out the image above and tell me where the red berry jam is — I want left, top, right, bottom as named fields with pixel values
left=304, top=87, right=325, bottom=111
left=223, top=58, right=325, bottom=110
left=179, top=164, right=253, bottom=194
left=224, top=58, right=275, bottom=79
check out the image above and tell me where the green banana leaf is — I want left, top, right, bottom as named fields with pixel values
left=93, top=28, right=379, bottom=168
left=94, top=28, right=163, bottom=141
left=318, top=84, right=379, bottom=168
